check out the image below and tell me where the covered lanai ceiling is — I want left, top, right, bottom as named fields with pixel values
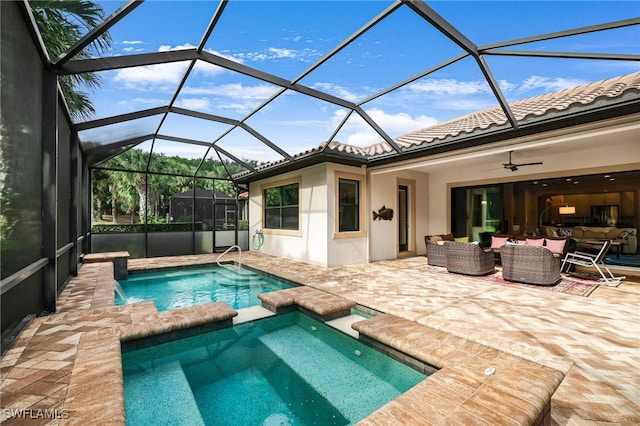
left=30, top=0, right=640, bottom=181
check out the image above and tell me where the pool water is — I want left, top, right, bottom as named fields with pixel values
left=115, top=265, right=293, bottom=311
left=122, top=312, right=427, bottom=425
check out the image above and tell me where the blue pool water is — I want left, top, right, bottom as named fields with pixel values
left=122, top=312, right=427, bottom=425
left=115, top=265, right=293, bottom=311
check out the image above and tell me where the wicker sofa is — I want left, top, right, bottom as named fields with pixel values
left=443, top=241, right=495, bottom=276
left=500, top=245, right=562, bottom=286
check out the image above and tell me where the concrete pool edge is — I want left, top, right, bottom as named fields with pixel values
left=85, top=267, right=563, bottom=425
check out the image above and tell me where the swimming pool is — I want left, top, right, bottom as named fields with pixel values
left=115, top=265, right=294, bottom=311
left=122, top=312, right=427, bottom=425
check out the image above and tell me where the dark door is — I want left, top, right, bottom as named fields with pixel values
left=398, top=185, right=408, bottom=252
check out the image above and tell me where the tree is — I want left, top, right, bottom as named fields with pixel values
left=30, top=0, right=112, bottom=120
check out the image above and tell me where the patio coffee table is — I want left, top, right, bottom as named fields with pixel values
left=581, top=239, right=622, bottom=258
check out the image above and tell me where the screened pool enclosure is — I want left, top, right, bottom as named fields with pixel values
left=1, top=0, right=638, bottom=340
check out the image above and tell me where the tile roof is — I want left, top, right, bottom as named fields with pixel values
left=329, top=71, right=640, bottom=157
left=237, top=72, right=640, bottom=178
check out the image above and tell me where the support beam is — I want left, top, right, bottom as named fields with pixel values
left=70, top=131, right=79, bottom=277
left=54, top=0, right=143, bottom=66
left=42, top=70, right=58, bottom=314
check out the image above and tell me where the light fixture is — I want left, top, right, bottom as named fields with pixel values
left=539, top=203, right=575, bottom=228
left=558, top=206, right=576, bottom=214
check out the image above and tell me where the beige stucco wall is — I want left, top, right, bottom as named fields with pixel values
left=368, top=169, right=429, bottom=262
left=248, top=164, right=328, bottom=266
left=248, top=163, right=369, bottom=267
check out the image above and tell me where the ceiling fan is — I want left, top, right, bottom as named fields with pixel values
left=502, top=151, right=543, bottom=171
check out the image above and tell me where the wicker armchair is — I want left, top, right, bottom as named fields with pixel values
left=443, top=241, right=495, bottom=276
left=424, top=236, right=446, bottom=267
left=500, top=245, right=561, bottom=286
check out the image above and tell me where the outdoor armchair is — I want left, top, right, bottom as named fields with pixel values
left=500, top=245, right=561, bottom=286
left=424, top=236, right=447, bottom=267
left=444, top=241, right=495, bottom=276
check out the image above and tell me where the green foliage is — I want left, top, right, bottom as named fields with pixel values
left=91, top=222, right=203, bottom=233
left=0, top=189, right=19, bottom=242
left=237, top=220, right=249, bottom=231
left=92, top=148, right=257, bottom=227
left=30, top=0, right=112, bottom=120
left=142, top=214, right=167, bottom=225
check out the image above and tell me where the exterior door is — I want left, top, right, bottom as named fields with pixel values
left=398, top=185, right=409, bottom=252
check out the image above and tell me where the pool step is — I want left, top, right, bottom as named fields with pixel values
left=124, top=361, right=205, bottom=426
left=258, top=325, right=401, bottom=422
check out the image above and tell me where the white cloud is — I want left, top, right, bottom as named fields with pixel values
left=113, top=61, right=189, bottom=89
left=122, top=47, right=145, bottom=53
left=366, top=108, right=437, bottom=134
left=332, top=108, right=437, bottom=147
left=174, top=98, right=212, bottom=111
left=112, top=44, right=240, bottom=90
left=122, top=40, right=143, bottom=45
left=519, top=76, right=588, bottom=93
left=313, top=82, right=362, bottom=103
left=408, top=78, right=492, bottom=96
left=268, top=47, right=297, bottom=59
left=157, top=43, right=196, bottom=52
left=235, top=46, right=319, bottom=63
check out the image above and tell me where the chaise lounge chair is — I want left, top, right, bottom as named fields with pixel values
left=444, top=241, right=495, bottom=276
left=560, top=239, right=625, bottom=285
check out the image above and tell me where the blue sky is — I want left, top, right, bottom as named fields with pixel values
left=81, top=1, right=640, bottom=164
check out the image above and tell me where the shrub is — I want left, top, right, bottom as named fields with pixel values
left=91, top=222, right=203, bottom=233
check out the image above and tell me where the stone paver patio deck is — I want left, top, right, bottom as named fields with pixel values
left=1, top=252, right=638, bottom=425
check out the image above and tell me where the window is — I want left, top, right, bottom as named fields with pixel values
left=334, top=172, right=365, bottom=238
left=263, top=182, right=299, bottom=230
left=339, top=178, right=359, bottom=232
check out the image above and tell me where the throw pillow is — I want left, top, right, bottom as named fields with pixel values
left=436, top=241, right=445, bottom=245
left=544, top=238, right=566, bottom=255
left=526, top=238, right=545, bottom=246
left=430, top=235, right=443, bottom=243
left=455, top=236, right=469, bottom=242
left=490, top=236, right=509, bottom=249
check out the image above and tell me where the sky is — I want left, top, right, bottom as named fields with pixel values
left=78, top=1, right=640, bottom=165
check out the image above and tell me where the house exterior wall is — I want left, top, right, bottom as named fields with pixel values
left=326, top=164, right=368, bottom=267
left=248, top=117, right=638, bottom=267
left=249, top=164, right=328, bottom=266
left=249, top=163, right=370, bottom=267
left=368, top=170, right=429, bottom=262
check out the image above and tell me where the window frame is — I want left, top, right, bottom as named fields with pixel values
left=260, top=177, right=302, bottom=236
left=334, top=172, right=366, bottom=239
